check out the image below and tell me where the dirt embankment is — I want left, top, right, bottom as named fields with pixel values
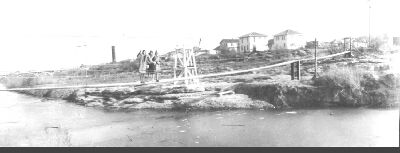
left=234, top=73, right=399, bottom=109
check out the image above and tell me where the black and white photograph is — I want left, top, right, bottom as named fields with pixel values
left=0, top=0, right=399, bottom=147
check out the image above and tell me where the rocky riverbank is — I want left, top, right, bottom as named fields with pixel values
left=16, top=82, right=276, bottom=111
left=8, top=50, right=400, bottom=111
left=15, top=71, right=399, bottom=111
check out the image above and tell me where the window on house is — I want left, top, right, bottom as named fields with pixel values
left=284, top=43, right=286, bottom=48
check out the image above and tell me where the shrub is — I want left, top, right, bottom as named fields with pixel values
left=327, top=46, right=342, bottom=54
left=313, top=67, right=367, bottom=106
left=314, top=67, right=365, bottom=90
left=313, top=67, right=400, bottom=107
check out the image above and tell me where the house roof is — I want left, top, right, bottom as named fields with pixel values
left=220, top=39, right=239, bottom=43
left=214, top=46, right=222, bottom=51
left=239, top=32, right=268, bottom=38
left=274, top=29, right=302, bottom=36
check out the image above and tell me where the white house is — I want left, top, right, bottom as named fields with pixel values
left=239, top=32, right=269, bottom=52
left=273, top=29, right=305, bottom=50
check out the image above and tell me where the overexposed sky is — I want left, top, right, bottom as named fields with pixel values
left=0, top=0, right=399, bottom=72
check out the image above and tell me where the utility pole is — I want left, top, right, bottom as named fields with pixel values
left=111, top=46, right=116, bottom=63
left=368, top=0, right=371, bottom=48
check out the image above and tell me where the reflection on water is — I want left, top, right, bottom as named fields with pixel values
left=0, top=88, right=398, bottom=147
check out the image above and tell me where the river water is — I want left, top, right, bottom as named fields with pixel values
left=0, top=88, right=398, bottom=147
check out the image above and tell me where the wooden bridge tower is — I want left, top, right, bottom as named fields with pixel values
left=343, top=37, right=353, bottom=57
left=173, top=47, right=199, bottom=85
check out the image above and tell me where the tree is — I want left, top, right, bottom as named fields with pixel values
left=268, top=39, right=274, bottom=50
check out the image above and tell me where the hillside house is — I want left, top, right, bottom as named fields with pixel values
left=217, top=39, right=239, bottom=53
left=378, top=33, right=400, bottom=51
left=239, top=32, right=269, bottom=52
left=272, top=29, right=305, bottom=50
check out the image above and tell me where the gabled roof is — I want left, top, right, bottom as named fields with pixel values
left=239, top=32, right=268, bottom=38
left=274, top=29, right=302, bottom=36
left=220, top=39, right=239, bottom=43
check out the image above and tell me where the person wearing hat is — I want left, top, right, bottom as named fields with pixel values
left=137, top=50, right=147, bottom=83
left=152, top=50, right=161, bottom=82
left=146, top=50, right=156, bottom=80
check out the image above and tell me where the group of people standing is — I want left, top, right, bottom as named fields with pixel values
left=136, top=50, right=161, bottom=83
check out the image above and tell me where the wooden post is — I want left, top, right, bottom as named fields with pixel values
left=349, top=37, right=352, bottom=57
left=297, top=60, right=301, bottom=80
left=183, top=48, right=188, bottom=85
left=349, top=37, right=352, bottom=51
left=344, top=37, right=352, bottom=58
left=290, top=61, right=301, bottom=80
left=290, top=62, right=294, bottom=80
left=112, top=46, right=116, bottom=63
